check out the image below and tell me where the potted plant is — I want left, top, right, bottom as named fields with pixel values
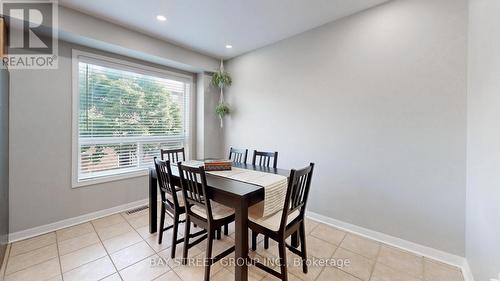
left=211, top=60, right=232, bottom=128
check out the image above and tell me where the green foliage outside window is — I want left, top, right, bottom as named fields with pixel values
left=78, top=63, right=183, bottom=170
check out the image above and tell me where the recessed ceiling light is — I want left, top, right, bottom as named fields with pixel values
left=225, top=44, right=233, bottom=49
left=156, top=15, right=167, bottom=22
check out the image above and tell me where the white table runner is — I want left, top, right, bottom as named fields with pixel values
left=209, top=168, right=288, bottom=217
left=181, top=161, right=287, bottom=217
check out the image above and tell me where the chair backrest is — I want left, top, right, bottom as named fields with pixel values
left=229, top=147, right=248, bottom=164
left=178, top=163, right=213, bottom=220
left=154, top=157, right=182, bottom=208
left=161, top=148, right=185, bottom=162
left=280, top=163, right=315, bottom=231
left=252, top=150, right=278, bottom=168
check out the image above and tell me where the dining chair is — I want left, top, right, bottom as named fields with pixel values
left=229, top=147, right=248, bottom=164
left=252, top=150, right=278, bottom=168
left=252, top=150, right=278, bottom=247
left=154, top=157, right=189, bottom=259
left=248, top=163, right=315, bottom=281
left=224, top=147, right=248, bottom=236
left=163, top=147, right=227, bottom=239
left=178, top=163, right=236, bottom=281
left=161, top=147, right=185, bottom=162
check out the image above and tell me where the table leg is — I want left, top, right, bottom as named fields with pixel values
left=149, top=169, right=157, bottom=234
left=291, top=231, right=300, bottom=248
left=234, top=199, right=249, bottom=281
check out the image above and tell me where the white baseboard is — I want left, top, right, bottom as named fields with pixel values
left=461, top=259, right=476, bottom=281
left=8, top=198, right=149, bottom=243
left=306, top=211, right=475, bottom=281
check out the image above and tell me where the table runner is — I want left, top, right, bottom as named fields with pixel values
left=181, top=161, right=288, bottom=217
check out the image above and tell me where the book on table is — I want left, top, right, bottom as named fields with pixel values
left=203, top=159, right=232, bottom=171
left=180, top=159, right=232, bottom=171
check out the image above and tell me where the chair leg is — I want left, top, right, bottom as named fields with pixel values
left=216, top=228, right=221, bottom=240
left=204, top=229, right=214, bottom=281
left=224, top=224, right=229, bottom=236
left=264, top=236, right=269, bottom=249
left=158, top=204, right=166, bottom=244
left=182, top=217, right=191, bottom=265
left=170, top=213, right=179, bottom=259
left=299, top=222, right=308, bottom=274
left=278, top=240, right=288, bottom=281
left=291, top=231, right=300, bottom=248
left=251, top=231, right=257, bottom=251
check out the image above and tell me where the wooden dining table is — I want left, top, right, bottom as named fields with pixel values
left=148, top=162, right=299, bottom=281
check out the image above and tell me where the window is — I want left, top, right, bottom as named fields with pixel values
left=72, top=51, right=191, bottom=186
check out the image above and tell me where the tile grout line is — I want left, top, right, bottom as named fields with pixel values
left=311, top=224, right=432, bottom=281
left=304, top=219, right=324, bottom=280
left=297, top=222, right=343, bottom=281
left=117, top=210, right=178, bottom=277
left=51, top=221, right=135, bottom=280
left=375, top=245, right=425, bottom=280
left=422, top=256, right=427, bottom=281
left=0, top=244, right=11, bottom=281
left=7, top=235, right=58, bottom=258
left=118, top=209, right=185, bottom=280
left=314, top=231, right=347, bottom=281
left=2, top=242, right=61, bottom=278
left=55, top=232, right=64, bottom=281
left=91, top=217, right=124, bottom=281
left=58, top=242, right=113, bottom=274
left=56, top=231, right=100, bottom=257
left=367, top=241, right=382, bottom=281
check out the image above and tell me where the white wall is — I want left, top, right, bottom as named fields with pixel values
left=224, top=0, right=467, bottom=255
left=467, top=0, right=500, bottom=279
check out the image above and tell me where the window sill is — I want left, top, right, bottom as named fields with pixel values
left=72, top=169, right=150, bottom=188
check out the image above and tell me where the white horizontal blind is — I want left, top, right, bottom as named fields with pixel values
left=77, top=59, right=189, bottom=181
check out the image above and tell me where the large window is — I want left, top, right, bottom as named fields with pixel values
left=72, top=51, right=191, bottom=186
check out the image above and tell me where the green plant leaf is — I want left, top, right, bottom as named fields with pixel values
left=211, top=70, right=232, bottom=89
left=215, top=103, right=230, bottom=118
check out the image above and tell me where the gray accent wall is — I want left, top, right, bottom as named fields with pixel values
left=224, top=0, right=467, bottom=255
left=467, top=0, right=500, bottom=280
left=0, top=66, right=9, bottom=263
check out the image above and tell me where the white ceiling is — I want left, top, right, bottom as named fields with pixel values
left=59, top=0, right=388, bottom=59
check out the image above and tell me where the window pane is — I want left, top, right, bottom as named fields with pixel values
left=77, top=59, right=188, bottom=181
left=80, top=143, right=138, bottom=175
left=79, top=63, right=185, bottom=138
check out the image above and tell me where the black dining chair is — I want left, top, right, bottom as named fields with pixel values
left=229, top=147, right=248, bottom=164
left=249, top=163, right=315, bottom=281
left=252, top=150, right=278, bottom=168
left=225, top=147, right=249, bottom=236
left=161, top=147, right=185, bottom=162
left=252, top=150, right=279, bottom=247
left=178, top=163, right=236, bottom=281
left=154, top=157, right=197, bottom=259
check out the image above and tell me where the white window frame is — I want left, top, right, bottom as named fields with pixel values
left=71, top=50, right=194, bottom=188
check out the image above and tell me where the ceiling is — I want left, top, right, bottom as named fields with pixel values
left=59, top=0, right=388, bottom=59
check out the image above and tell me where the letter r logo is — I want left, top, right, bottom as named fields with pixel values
left=2, top=2, right=54, bottom=54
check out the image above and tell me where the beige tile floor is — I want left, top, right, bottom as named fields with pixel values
left=0, top=205, right=465, bottom=281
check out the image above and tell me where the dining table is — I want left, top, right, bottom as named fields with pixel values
left=148, top=161, right=300, bottom=281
